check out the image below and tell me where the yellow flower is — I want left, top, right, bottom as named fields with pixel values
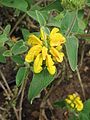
left=28, top=35, right=42, bottom=46
left=25, top=45, right=42, bottom=63
left=34, top=53, right=43, bottom=73
left=25, top=27, right=65, bottom=75
left=65, top=93, right=83, bottom=112
left=46, top=54, right=56, bottom=75
left=71, top=103, right=74, bottom=108
left=50, top=28, right=66, bottom=46
left=65, top=99, right=72, bottom=104
left=42, top=46, right=48, bottom=60
left=50, top=47, right=64, bottom=63
left=74, top=98, right=83, bottom=111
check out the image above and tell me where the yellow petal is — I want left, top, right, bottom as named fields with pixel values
left=42, top=46, right=48, bottom=60
left=50, top=33, right=66, bottom=46
left=76, top=104, right=83, bottom=111
left=25, top=45, right=42, bottom=63
left=28, top=45, right=42, bottom=56
left=68, top=95, right=74, bottom=100
left=46, top=54, right=56, bottom=75
left=72, top=93, right=77, bottom=98
left=50, top=28, right=59, bottom=35
left=50, top=47, right=64, bottom=62
left=74, top=99, right=83, bottom=107
left=75, top=100, right=83, bottom=111
left=28, top=35, right=42, bottom=46
left=47, top=66, right=56, bottom=75
left=65, top=99, right=72, bottom=104
left=50, top=28, right=66, bottom=46
left=56, top=45, right=62, bottom=51
left=25, top=53, right=34, bottom=63
left=71, top=103, right=75, bottom=108
left=40, top=27, right=47, bottom=40
left=34, top=53, right=43, bottom=73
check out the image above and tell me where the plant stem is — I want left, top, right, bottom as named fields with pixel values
left=80, top=42, right=86, bottom=67
left=9, top=13, right=26, bottom=36
left=76, top=68, right=86, bottom=100
left=0, top=81, right=11, bottom=100
left=12, top=106, right=19, bottom=120
left=76, top=33, right=90, bottom=38
left=0, top=114, right=5, bottom=120
left=0, top=69, right=13, bottom=97
left=0, top=81, right=19, bottom=120
left=19, top=79, right=27, bottom=120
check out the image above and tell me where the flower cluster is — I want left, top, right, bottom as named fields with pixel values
left=61, top=0, right=86, bottom=11
left=25, top=27, right=65, bottom=75
left=65, top=93, right=83, bottom=111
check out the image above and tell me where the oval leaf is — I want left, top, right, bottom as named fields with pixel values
left=3, top=50, right=12, bottom=57
left=12, top=55, right=24, bottom=65
left=28, top=69, right=55, bottom=103
left=65, top=36, right=78, bottom=71
left=11, top=40, right=28, bottom=55
left=36, top=10, right=46, bottom=26
left=16, top=67, right=27, bottom=87
left=1, top=0, right=28, bottom=12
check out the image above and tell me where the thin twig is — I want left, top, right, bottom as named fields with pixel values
left=0, top=114, right=5, bottom=120
left=0, top=26, right=4, bottom=31
left=0, top=81, right=11, bottom=100
left=19, top=79, right=27, bottom=120
left=9, top=13, right=26, bottom=36
left=0, top=69, right=13, bottom=97
left=76, top=33, right=90, bottom=38
left=0, top=81, right=19, bottom=120
left=12, top=106, right=19, bottom=120
left=76, top=68, right=86, bottom=100
left=80, top=42, right=86, bottom=67
left=17, top=78, right=26, bottom=99
left=0, top=107, right=7, bottom=111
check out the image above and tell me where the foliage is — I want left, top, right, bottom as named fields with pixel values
left=0, top=0, right=90, bottom=119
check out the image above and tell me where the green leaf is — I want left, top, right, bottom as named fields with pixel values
left=61, top=11, right=78, bottom=34
left=28, top=69, right=55, bottom=103
left=3, top=50, right=12, bottom=57
left=41, top=0, right=63, bottom=12
left=47, top=18, right=61, bottom=28
left=6, top=40, right=14, bottom=47
left=41, top=26, right=50, bottom=35
left=16, top=67, right=27, bottom=87
left=21, top=28, right=30, bottom=41
left=4, top=24, right=11, bottom=35
left=87, top=0, right=90, bottom=6
left=11, top=40, right=28, bottom=55
left=0, top=54, right=6, bottom=63
left=36, top=10, right=46, bottom=26
left=0, top=32, right=9, bottom=47
left=27, top=10, right=48, bottom=23
left=79, top=113, right=89, bottom=120
left=65, top=36, right=78, bottom=71
left=0, top=0, right=28, bottom=12
left=12, top=55, right=24, bottom=65
left=82, top=99, right=90, bottom=114
left=54, top=100, right=66, bottom=108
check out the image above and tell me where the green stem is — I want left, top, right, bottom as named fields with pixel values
left=76, top=68, right=86, bottom=100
